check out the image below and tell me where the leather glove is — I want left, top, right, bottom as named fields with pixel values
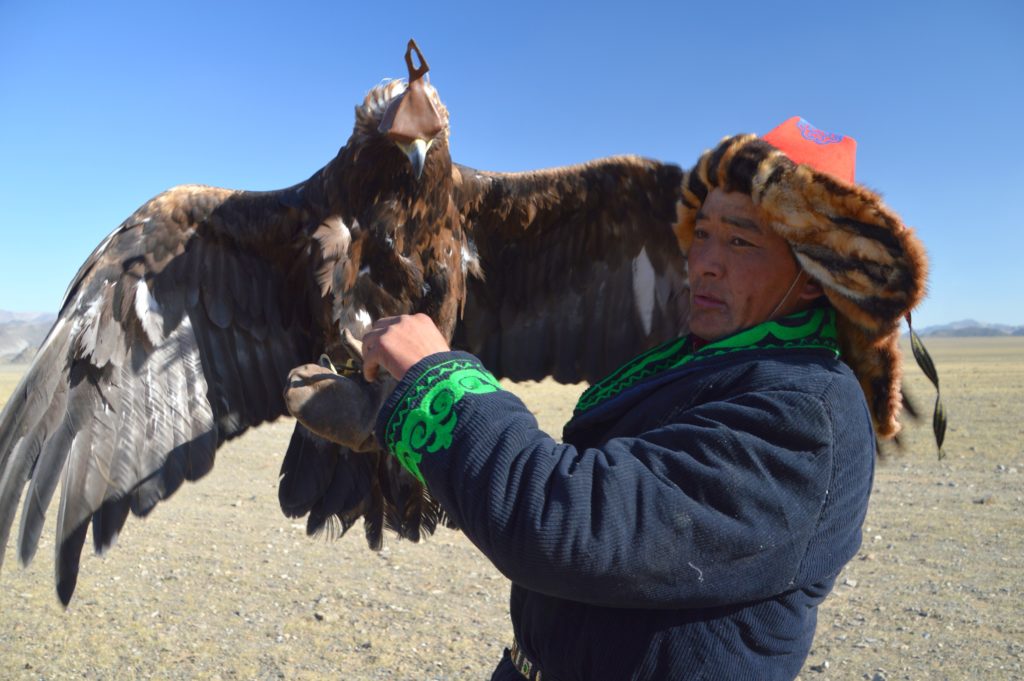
left=284, top=364, right=395, bottom=452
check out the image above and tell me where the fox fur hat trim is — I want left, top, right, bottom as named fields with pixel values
left=675, top=126, right=929, bottom=440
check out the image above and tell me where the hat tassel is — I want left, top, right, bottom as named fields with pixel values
left=906, top=313, right=947, bottom=458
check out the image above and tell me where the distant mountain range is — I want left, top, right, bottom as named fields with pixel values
left=915, top=319, right=1024, bottom=337
left=0, top=311, right=1021, bottom=364
left=0, top=310, right=56, bottom=324
left=0, top=311, right=57, bottom=363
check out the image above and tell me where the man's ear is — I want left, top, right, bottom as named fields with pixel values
left=798, top=276, right=825, bottom=301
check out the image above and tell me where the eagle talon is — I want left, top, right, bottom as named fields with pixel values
left=318, top=353, right=338, bottom=373
left=322, top=329, right=365, bottom=378
left=317, top=329, right=365, bottom=379
left=340, top=329, right=364, bottom=363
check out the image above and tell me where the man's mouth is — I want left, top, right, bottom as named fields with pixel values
left=693, top=293, right=726, bottom=310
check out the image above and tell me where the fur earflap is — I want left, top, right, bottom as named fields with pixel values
left=676, top=134, right=929, bottom=440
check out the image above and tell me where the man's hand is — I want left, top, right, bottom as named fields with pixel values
left=361, top=313, right=450, bottom=382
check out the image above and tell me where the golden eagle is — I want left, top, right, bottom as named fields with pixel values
left=0, top=40, right=688, bottom=604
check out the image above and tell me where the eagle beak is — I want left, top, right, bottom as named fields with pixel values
left=396, top=138, right=432, bottom=180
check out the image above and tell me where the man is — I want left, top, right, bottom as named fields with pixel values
left=296, top=117, right=931, bottom=680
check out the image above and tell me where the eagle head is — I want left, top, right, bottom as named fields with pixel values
left=354, top=40, right=449, bottom=180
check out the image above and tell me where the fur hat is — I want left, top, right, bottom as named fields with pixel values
left=675, top=117, right=943, bottom=449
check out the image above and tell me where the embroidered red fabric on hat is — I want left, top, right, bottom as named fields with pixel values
left=762, top=116, right=857, bottom=183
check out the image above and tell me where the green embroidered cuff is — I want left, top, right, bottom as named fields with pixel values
left=382, top=355, right=503, bottom=484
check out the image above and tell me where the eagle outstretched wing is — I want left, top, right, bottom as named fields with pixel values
left=0, top=184, right=331, bottom=604
left=453, top=156, right=689, bottom=383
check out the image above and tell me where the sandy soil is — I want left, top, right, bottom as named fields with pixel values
left=0, top=337, right=1021, bottom=680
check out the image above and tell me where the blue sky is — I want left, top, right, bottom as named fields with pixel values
left=1, top=1, right=1021, bottom=328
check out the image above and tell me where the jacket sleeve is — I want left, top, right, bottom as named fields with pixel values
left=375, top=351, right=842, bottom=610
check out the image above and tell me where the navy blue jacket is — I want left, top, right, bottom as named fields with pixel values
left=375, top=332, right=875, bottom=680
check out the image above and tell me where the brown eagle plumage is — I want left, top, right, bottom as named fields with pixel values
left=0, top=41, right=688, bottom=604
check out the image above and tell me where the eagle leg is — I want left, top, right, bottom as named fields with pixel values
left=317, top=330, right=365, bottom=378
left=340, top=328, right=364, bottom=364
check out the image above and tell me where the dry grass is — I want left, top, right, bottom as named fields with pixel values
left=0, top=338, right=1021, bottom=679
left=0, top=365, right=29, bottom=412
left=806, top=337, right=1024, bottom=679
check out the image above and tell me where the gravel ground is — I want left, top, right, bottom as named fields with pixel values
left=0, top=337, right=1021, bottom=680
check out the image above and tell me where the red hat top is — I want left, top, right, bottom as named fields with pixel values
left=762, top=116, right=857, bottom=184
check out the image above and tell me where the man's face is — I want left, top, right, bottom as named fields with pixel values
left=686, top=188, right=806, bottom=341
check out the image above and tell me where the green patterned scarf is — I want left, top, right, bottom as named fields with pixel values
left=574, top=305, right=840, bottom=415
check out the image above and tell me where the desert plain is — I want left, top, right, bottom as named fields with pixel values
left=0, top=336, right=1021, bottom=680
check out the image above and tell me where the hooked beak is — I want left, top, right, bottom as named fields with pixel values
left=396, top=138, right=432, bottom=180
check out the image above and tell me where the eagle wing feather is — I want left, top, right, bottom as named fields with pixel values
left=0, top=185, right=322, bottom=603
left=453, top=156, right=690, bottom=384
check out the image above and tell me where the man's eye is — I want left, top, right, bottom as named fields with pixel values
left=694, top=228, right=709, bottom=239
left=730, top=237, right=753, bottom=247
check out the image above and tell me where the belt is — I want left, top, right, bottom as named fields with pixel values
left=509, top=638, right=544, bottom=681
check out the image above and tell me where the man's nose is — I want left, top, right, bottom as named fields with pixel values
left=690, top=242, right=724, bottom=278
